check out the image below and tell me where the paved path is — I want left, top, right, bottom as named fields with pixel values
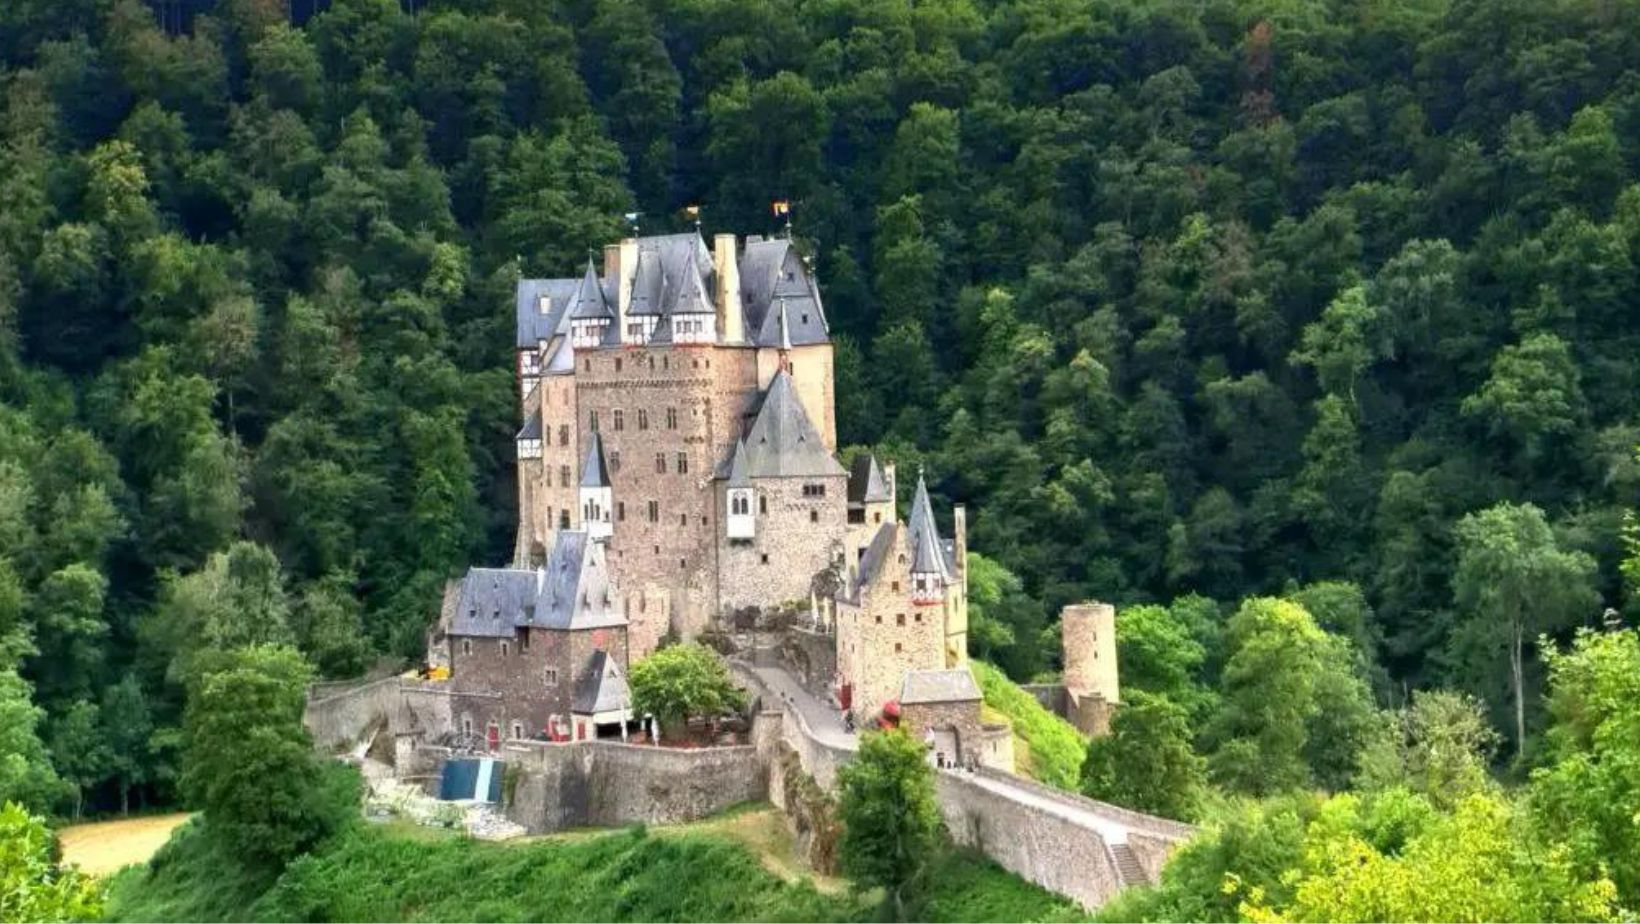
left=749, top=665, right=857, bottom=750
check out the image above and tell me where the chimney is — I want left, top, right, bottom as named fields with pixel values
left=953, top=505, right=968, bottom=582
left=884, top=463, right=898, bottom=523
left=616, top=238, right=638, bottom=342
left=603, top=244, right=620, bottom=286
left=714, top=233, right=744, bottom=343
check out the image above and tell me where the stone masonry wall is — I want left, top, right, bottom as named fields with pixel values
left=717, top=475, right=847, bottom=613
left=835, top=534, right=946, bottom=718
left=502, top=739, right=766, bottom=833
left=578, top=344, right=762, bottom=651
left=936, top=770, right=1124, bottom=911
left=448, top=627, right=627, bottom=741
left=900, top=699, right=984, bottom=764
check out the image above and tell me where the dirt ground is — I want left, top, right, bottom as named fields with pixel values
left=57, top=813, right=193, bottom=877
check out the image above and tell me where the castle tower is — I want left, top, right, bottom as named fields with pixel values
left=1061, top=602, right=1119, bottom=736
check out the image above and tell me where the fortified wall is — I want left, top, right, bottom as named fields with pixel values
left=502, top=738, right=766, bottom=833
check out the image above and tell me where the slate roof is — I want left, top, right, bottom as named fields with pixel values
left=515, top=232, right=828, bottom=350
left=446, top=532, right=626, bottom=639
left=515, top=277, right=579, bottom=348
left=849, top=521, right=899, bottom=600
left=572, top=649, right=631, bottom=715
left=568, top=259, right=613, bottom=320
left=847, top=455, right=892, bottom=505
left=516, top=409, right=542, bottom=441
left=900, top=668, right=982, bottom=705
left=722, top=371, right=846, bottom=479
left=580, top=431, right=611, bottom=488
left=726, top=438, right=752, bottom=488
left=907, top=472, right=951, bottom=579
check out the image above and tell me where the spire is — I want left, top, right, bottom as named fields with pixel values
left=569, top=257, right=611, bottom=319
left=579, top=431, right=611, bottom=488
left=727, top=438, right=752, bottom=488
left=862, top=455, right=891, bottom=502
left=908, top=468, right=949, bottom=579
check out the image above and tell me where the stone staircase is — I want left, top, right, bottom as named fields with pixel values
left=1109, top=842, right=1147, bottom=886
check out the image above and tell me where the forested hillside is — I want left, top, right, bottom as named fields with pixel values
left=1, top=0, right=1638, bottom=821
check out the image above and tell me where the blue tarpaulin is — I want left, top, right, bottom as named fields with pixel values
left=438, top=758, right=503, bottom=802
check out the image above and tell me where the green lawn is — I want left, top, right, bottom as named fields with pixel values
left=972, top=661, right=1089, bottom=791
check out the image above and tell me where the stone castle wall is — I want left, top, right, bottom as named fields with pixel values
left=575, top=344, right=762, bottom=651
left=835, top=535, right=946, bottom=717
left=448, top=627, right=628, bottom=740
left=717, top=475, right=847, bottom=613
left=502, top=739, right=766, bottom=833
left=304, top=678, right=458, bottom=754
left=936, top=770, right=1124, bottom=911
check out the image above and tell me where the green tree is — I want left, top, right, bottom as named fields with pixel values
left=0, top=667, right=64, bottom=813
left=1529, top=628, right=1640, bottom=904
left=182, top=644, right=355, bottom=870
left=1358, top=690, right=1499, bottom=809
left=1449, top=503, right=1596, bottom=757
left=837, top=728, right=943, bottom=920
left=0, top=801, right=104, bottom=922
left=48, top=700, right=109, bottom=818
left=143, top=541, right=294, bottom=687
left=627, top=642, right=745, bottom=736
left=1081, top=690, right=1205, bottom=820
left=100, top=676, right=154, bottom=815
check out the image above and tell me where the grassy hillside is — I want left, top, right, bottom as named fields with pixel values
left=972, top=661, right=1088, bottom=791
left=106, top=807, right=1088, bottom=923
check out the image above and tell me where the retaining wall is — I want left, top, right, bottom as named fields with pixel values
left=937, top=770, right=1125, bottom=911
left=503, top=739, right=766, bottom=833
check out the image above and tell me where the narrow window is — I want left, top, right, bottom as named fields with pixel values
left=613, top=409, right=624, bottom=431
left=545, top=668, right=558, bottom=685
left=666, top=407, right=678, bottom=429
left=648, top=500, right=659, bottom=522
left=892, top=581, right=900, bottom=592
left=895, top=642, right=903, bottom=653
left=512, top=721, right=524, bottom=740
left=462, top=716, right=474, bottom=736
left=810, top=510, right=819, bottom=523
left=897, top=613, right=906, bottom=626
left=615, top=358, right=622, bottom=372
left=677, top=452, right=688, bottom=475
left=680, top=513, right=688, bottom=526
left=761, top=553, right=770, bottom=565
left=655, top=452, right=666, bottom=473
left=638, top=409, right=648, bottom=430
left=462, top=639, right=472, bottom=656
left=500, top=641, right=510, bottom=657
left=560, top=465, right=570, bottom=486
left=520, top=629, right=531, bottom=651
left=589, top=410, right=599, bottom=432
left=618, top=501, right=626, bottom=521
left=558, top=424, right=569, bottom=446
left=759, top=495, right=768, bottom=515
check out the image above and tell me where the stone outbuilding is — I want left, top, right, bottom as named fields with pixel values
left=899, top=668, right=985, bottom=769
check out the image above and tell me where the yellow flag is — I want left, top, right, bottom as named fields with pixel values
left=684, top=204, right=701, bottom=219
left=772, top=200, right=791, bottom=217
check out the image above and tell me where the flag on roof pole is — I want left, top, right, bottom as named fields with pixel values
left=683, top=205, right=701, bottom=220
left=771, top=200, right=790, bottom=217
left=624, top=212, right=641, bottom=222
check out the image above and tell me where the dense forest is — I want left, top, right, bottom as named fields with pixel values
left=0, top=0, right=1638, bottom=846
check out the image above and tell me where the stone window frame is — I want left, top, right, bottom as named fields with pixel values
left=500, top=640, right=510, bottom=657
left=560, top=465, right=571, bottom=487
left=759, top=494, right=768, bottom=515
left=558, top=424, right=570, bottom=446
left=655, top=452, right=667, bottom=474
left=613, top=409, right=625, bottom=431
left=637, top=409, right=649, bottom=430
left=617, top=501, right=626, bottom=521
left=610, top=450, right=621, bottom=472
left=545, top=668, right=559, bottom=686
left=896, top=613, right=906, bottom=626
left=589, top=410, right=599, bottom=432
left=761, top=553, right=770, bottom=565
left=647, top=500, right=659, bottom=522
left=511, top=721, right=525, bottom=740
left=895, top=642, right=903, bottom=653
left=614, top=358, right=623, bottom=373
left=461, top=715, right=474, bottom=736
left=520, top=628, right=531, bottom=651
left=462, top=639, right=472, bottom=656
left=666, top=407, right=678, bottom=429
left=676, top=452, right=688, bottom=475
left=809, top=510, right=819, bottom=523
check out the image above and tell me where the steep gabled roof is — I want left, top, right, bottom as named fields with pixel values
left=742, top=239, right=828, bottom=347
left=568, top=258, right=613, bottom=320
left=580, top=431, right=611, bottom=488
left=447, top=532, right=626, bottom=639
left=847, top=455, right=892, bottom=505
left=572, top=649, right=630, bottom=715
left=738, top=371, right=845, bottom=479
left=907, top=471, right=950, bottom=579
left=515, top=277, right=580, bottom=348
left=850, top=521, right=899, bottom=600
left=516, top=408, right=542, bottom=441
left=725, top=437, right=751, bottom=488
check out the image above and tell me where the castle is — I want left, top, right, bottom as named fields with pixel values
left=428, top=231, right=980, bottom=745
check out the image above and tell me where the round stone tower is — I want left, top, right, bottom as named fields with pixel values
left=1061, top=602, right=1119, bottom=736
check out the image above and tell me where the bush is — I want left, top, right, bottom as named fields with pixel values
left=972, top=661, right=1086, bottom=790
